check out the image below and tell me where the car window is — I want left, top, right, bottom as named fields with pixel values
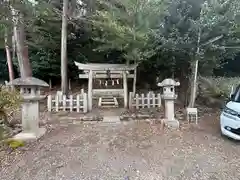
left=232, top=85, right=240, bottom=103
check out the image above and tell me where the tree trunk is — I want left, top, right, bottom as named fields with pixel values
left=12, top=35, right=16, bottom=63
left=133, top=67, right=137, bottom=96
left=188, top=60, right=199, bottom=107
left=4, top=31, right=14, bottom=81
left=132, top=59, right=137, bottom=96
left=188, top=28, right=201, bottom=108
left=61, top=0, right=68, bottom=95
left=12, top=8, right=32, bottom=78
left=178, top=68, right=190, bottom=106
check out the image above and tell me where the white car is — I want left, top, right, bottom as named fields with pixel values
left=220, top=85, right=240, bottom=140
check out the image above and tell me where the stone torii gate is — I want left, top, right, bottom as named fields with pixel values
left=74, top=62, right=138, bottom=111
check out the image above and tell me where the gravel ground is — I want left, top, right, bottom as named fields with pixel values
left=1, top=113, right=240, bottom=180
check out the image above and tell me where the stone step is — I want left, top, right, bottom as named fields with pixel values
left=100, top=105, right=118, bottom=108
left=98, top=97, right=119, bottom=108
left=101, top=99, right=115, bottom=102
left=101, top=101, right=116, bottom=105
left=101, top=96, right=114, bottom=99
left=103, top=116, right=121, bottom=123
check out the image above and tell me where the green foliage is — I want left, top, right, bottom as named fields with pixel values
left=155, top=0, right=240, bottom=70
left=199, top=76, right=240, bottom=99
left=199, top=77, right=226, bottom=99
left=0, top=49, right=10, bottom=79
left=209, top=76, right=240, bottom=96
left=1, top=0, right=240, bottom=90
left=90, top=0, right=169, bottom=63
left=0, top=87, right=21, bottom=111
left=88, top=0, right=240, bottom=87
left=0, top=87, right=21, bottom=126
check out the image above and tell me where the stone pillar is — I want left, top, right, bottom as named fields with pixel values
left=21, top=100, right=39, bottom=133
left=165, top=100, right=174, bottom=120
left=158, top=79, right=180, bottom=129
left=10, top=77, right=49, bottom=141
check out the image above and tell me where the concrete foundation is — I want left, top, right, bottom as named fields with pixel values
left=164, top=119, right=179, bottom=130
left=13, top=128, right=46, bottom=141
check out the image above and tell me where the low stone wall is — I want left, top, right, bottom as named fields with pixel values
left=120, top=108, right=163, bottom=121
left=80, top=115, right=103, bottom=121
left=49, top=111, right=104, bottom=124
left=119, top=107, right=190, bottom=122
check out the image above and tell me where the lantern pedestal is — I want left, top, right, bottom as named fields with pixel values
left=163, top=119, right=180, bottom=130
left=14, top=128, right=46, bottom=141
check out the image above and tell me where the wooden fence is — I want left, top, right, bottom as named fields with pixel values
left=2, top=80, right=14, bottom=91
left=129, top=92, right=161, bottom=109
left=47, top=93, right=88, bottom=113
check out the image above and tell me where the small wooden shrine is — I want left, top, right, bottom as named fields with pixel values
left=74, top=62, right=138, bottom=111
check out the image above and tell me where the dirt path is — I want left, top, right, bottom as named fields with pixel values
left=1, top=114, right=240, bottom=180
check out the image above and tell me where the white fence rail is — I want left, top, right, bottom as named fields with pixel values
left=2, top=80, right=14, bottom=91
left=129, top=92, right=161, bottom=109
left=47, top=93, right=88, bottom=113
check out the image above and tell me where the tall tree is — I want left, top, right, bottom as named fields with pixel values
left=1, top=0, right=14, bottom=80
left=4, top=31, right=14, bottom=81
left=189, top=0, right=240, bottom=107
left=61, top=0, right=69, bottom=94
left=90, top=0, right=170, bottom=64
left=11, top=1, right=32, bottom=77
left=155, top=0, right=240, bottom=107
left=1, top=0, right=58, bottom=79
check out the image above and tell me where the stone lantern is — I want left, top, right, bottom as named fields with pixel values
left=158, top=78, right=180, bottom=129
left=10, top=77, right=49, bottom=140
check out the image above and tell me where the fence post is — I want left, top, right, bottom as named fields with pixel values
left=47, top=95, right=52, bottom=112
left=81, top=88, right=84, bottom=94
left=157, top=93, right=161, bottom=108
left=83, top=93, right=88, bottom=113
left=136, top=94, right=139, bottom=109
left=57, top=91, right=63, bottom=102
left=63, top=95, right=66, bottom=111
left=129, top=92, right=133, bottom=109
left=55, top=95, right=59, bottom=112
left=152, top=93, right=155, bottom=107
left=76, top=94, right=80, bottom=112
left=141, top=94, right=145, bottom=108
left=4, top=80, right=9, bottom=86
left=147, top=93, right=150, bottom=108
left=69, top=95, right=73, bottom=112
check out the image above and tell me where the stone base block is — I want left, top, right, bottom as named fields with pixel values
left=103, top=116, right=121, bottom=123
left=13, top=128, right=46, bottom=141
left=164, top=119, right=179, bottom=129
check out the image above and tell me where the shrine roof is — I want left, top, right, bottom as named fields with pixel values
left=74, top=62, right=138, bottom=71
